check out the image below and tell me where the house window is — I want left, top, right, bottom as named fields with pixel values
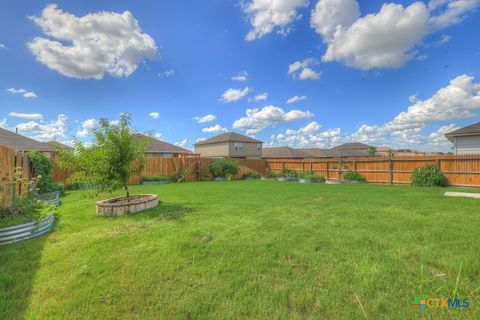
left=256, top=143, right=262, bottom=150
left=234, top=142, right=243, bottom=151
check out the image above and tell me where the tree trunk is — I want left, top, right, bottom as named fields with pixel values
left=124, top=184, right=130, bottom=200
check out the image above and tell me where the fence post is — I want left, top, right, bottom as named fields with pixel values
left=389, top=159, right=393, bottom=185
left=353, top=160, right=357, bottom=172
left=326, top=161, right=329, bottom=180
left=436, top=158, right=441, bottom=169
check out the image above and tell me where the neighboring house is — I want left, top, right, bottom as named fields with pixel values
left=445, top=121, right=480, bottom=154
left=0, top=127, right=56, bottom=157
left=194, top=132, right=263, bottom=159
left=262, top=147, right=311, bottom=160
left=47, top=141, right=73, bottom=152
left=136, top=134, right=192, bottom=158
left=331, top=142, right=370, bottom=157
left=395, top=149, right=424, bottom=156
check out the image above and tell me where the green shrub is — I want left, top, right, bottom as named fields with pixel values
left=209, top=159, right=239, bottom=179
left=27, top=151, right=64, bottom=194
left=243, top=172, right=261, bottom=179
left=299, top=170, right=325, bottom=181
left=342, top=171, right=366, bottom=182
left=264, top=168, right=277, bottom=178
left=142, top=176, right=172, bottom=182
left=279, top=169, right=297, bottom=178
left=411, top=164, right=446, bottom=187
left=0, top=167, right=56, bottom=228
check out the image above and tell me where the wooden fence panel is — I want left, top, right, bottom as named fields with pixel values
left=266, top=154, right=480, bottom=187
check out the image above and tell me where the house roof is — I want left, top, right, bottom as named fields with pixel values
left=262, top=147, right=311, bottom=158
left=195, top=132, right=263, bottom=146
left=47, top=141, right=73, bottom=150
left=136, top=134, right=192, bottom=154
left=445, top=121, right=480, bottom=138
left=332, top=142, right=370, bottom=150
left=0, top=127, right=56, bottom=152
left=297, top=148, right=331, bottom=158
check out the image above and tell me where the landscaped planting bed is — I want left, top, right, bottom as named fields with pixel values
left=1, top=181, right=479, bottom=319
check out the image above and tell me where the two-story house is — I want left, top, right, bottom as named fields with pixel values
left=194, top=132, right=263, bottom=159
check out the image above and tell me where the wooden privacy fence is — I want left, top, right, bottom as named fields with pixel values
left=266, top=154, right=480, bottom=187
left=49, top=157, right=266, bottom=185
left=0, top=145, right=31, bottom=195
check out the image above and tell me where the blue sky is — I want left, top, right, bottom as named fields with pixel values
left=1, top=0, right=479, bottom=151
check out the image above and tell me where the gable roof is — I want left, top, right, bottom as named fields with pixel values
left=136, top=134, right=192, bottom=154
left=332, top=142, right=370, bottom=150
left=195, top=132, right=263, bottom=146
left=297, top=148, right=331, bottom=158
left=445, top=121, right=480, bottom=138
left=47, top=141, right=73, bottom=150
left=262, top=147, right=311, bottom=158
left=0, top=127, right=55, bottom=152
left=298, top=147, right=369, bottom=158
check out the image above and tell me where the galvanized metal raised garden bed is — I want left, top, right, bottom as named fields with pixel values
left=0, top=213, right=55, bottom=246
left=37, top=191, right=60, bottom=206
left=142, top=180, right=170, bottom=185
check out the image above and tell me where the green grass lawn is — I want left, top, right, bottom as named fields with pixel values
left=1, top=181, right=479, bottom=319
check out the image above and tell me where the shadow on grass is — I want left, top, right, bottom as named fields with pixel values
left=141, top=202, right=193, bottom=221
left=0, top=233, right=49, bottom=319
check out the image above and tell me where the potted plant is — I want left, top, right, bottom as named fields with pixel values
left=209, top=159, right=239, bottom=181
left=243, top=172, right=261, bottom=180
left=298, top=171, right=325, bottom=183
left=261, top=168, right=277, bottom=180
left=277, top=169, right=298, bottom=182
left=141, top=176, right=172, bottom=185
left=58, top=114, right=159, bottom=216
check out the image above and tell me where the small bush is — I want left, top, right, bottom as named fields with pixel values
left=142, top=176, right=172, bottom=182
left=209, top=159, right=239, bottom=179
left=264, top=168, right=277, bottom=178
left=28, top=151, right=63, bottom=194
left=299, top=170, right=325, bottom=181
left=342, top=171, right=366, bottom=182
left=411, top=164, right=446, bottom=187
left=243, top=172, right=261, bottom=179
left=279, top=169, right=298, bottom=178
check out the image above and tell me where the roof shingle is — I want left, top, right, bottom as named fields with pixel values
left=0, top=127, right=55, bottom=152
left=445, top=121, right=480, bottom=137
left=195, top=132, right=263, bottom=146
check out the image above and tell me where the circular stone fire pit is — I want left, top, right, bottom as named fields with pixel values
left=96, top=194, right=159, bottom=216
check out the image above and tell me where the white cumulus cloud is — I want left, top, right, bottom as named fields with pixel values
left=286, top=95, right=307, bottom=104
left=76, top=118, right=98, bottom=137
left=175, top=138, right=189, bottom=148
left=270, top=121, right=342, bottom=148
left=233, top=105, right=314, bottom=135
left=351, top=74, right=480, bottom=147
left=9, top=112, right=43, bottom=120
left=243, top=0, right=309, bottom=41
left=16, top=114, right=69, bottom=141
left=288, top=59, right=320, bottom=80
left=311, top=0, right=478, bottom=70
left=249, top=92, right=268, bottom=102
left=149, top=112, right=160, bottom=119
left=28, top=4, right=157, bottom=79
left=202, top=124, right=227, bottom=134
left=193, top=114, right=217, bottom=123
left=7, top=88, right=37, bottom=98
left=220, top=87, right=251, bottom=103
left=232, top=71, right=248, bottom=81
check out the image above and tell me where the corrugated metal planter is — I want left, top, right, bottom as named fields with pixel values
left=299, top=178, right=324, bottom=183
left=142, top=180, right=170, bottom=185
left=37, top=191, right=60, bottom=206
left=0, top=213, right=54, bottom=246
left=277, top=177, right=298, bottom=182
left=96, top=194, right=159, bottom=216
left=244, top=176, right=261, bottom=180
left=212, top=177, right=226, bottom=181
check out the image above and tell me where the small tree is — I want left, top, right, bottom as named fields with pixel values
left=387, top=149, right=395, bottom=157
left=368, top=146, right=377, bottom=157
left=59, top=114, right=148, bottom=199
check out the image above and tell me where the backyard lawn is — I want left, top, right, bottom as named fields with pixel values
left=1, top=181, right=479, bottom=319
